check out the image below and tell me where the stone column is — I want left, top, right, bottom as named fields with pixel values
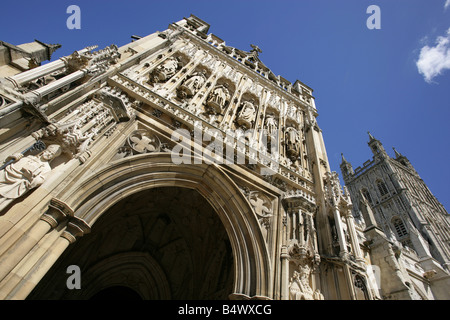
left=343, top=209, right=365, bottom=264
left=0, top=199, right=72, bottom=283
left=5, top=59, right=66, bottom=88
left=280, top=245, right=290, bottom=300
left=23, top=69, right=87, bottom=104
left=2, top=217, right=90, bottom=300
left=333, top=206, right=348, bottom=258
left=280, top=212, right=290, bottom=300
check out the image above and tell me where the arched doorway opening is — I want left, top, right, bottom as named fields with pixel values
left=28, top=187, right=234, bottom=299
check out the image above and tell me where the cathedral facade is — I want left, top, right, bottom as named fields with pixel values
left=0, top=15, right=448, bottom=300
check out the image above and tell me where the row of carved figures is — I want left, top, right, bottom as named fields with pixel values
left=146, top=53, right=304, bottom=123
left=145, top=55, right=305, bottom=167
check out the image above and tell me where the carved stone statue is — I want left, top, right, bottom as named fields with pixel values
left=285, top=126, right=301, bottom=161
left=177, top=69, right=207, bottom=99
left=206, top=83, right=230, bottom=114
left=236, top=99, right=257, bottom=129
left=149, top=56, right=180, bottom=83
left=0, top=144, right=62, bottom=212
left=264, top=113, right=278, bottom=137
left=289, top=260, right=324, bottom=300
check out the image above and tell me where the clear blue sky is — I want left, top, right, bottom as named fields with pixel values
left=1, top=1, right=449, bottom=210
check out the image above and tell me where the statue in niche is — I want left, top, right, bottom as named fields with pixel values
left=264, top=113, right=278, bottom=150
left=177, top=69, right=207, bottom=99
left=206, top=83, right=231, bottom=114
left=236, top=98, right=257, bottom=129
left=149, top=56, right=180, bottom=83
left=285, top=126, right=301, bottom=161
left=0, top=144, right=62, bottom=212
left=264, top=113, right=278, bottom=136
left=289, top=258, right=324, bottom=300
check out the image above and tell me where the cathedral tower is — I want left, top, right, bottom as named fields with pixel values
left=341, top=133, right=450, bottom=299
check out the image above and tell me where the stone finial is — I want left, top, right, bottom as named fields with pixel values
left=393, top=147, right=402, bottom=158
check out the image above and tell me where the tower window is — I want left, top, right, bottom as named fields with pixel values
left=377, top=180, right=389, bottom=196
left=393, top=217, right=408, bottom=238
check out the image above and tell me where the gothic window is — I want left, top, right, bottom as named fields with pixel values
left=377, top=180, right=389, bottom=196
left=392, top=217, right=408, bottom=238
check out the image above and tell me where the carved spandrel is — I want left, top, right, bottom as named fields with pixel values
left=114, top=128, right=172, bottom=160
left=237, top=187, right=274, bottom=241
left=127, top=129, right=161, bottom=154
left=248, top=191, right=273, bottom=231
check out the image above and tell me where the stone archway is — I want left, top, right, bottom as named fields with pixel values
left=28, top=153, right=272, bottom=299
left=29, top=187, right=234, bottom=299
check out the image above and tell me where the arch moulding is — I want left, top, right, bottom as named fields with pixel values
left=56, top=152, right=273, bottom=299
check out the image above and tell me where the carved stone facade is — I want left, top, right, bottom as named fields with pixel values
left=0, top=15, right=446, bottom=300
left=340, top=133, right=450, bottom=299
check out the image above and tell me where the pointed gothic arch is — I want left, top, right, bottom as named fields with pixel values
left=50, top=152, right=273, bottom=299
